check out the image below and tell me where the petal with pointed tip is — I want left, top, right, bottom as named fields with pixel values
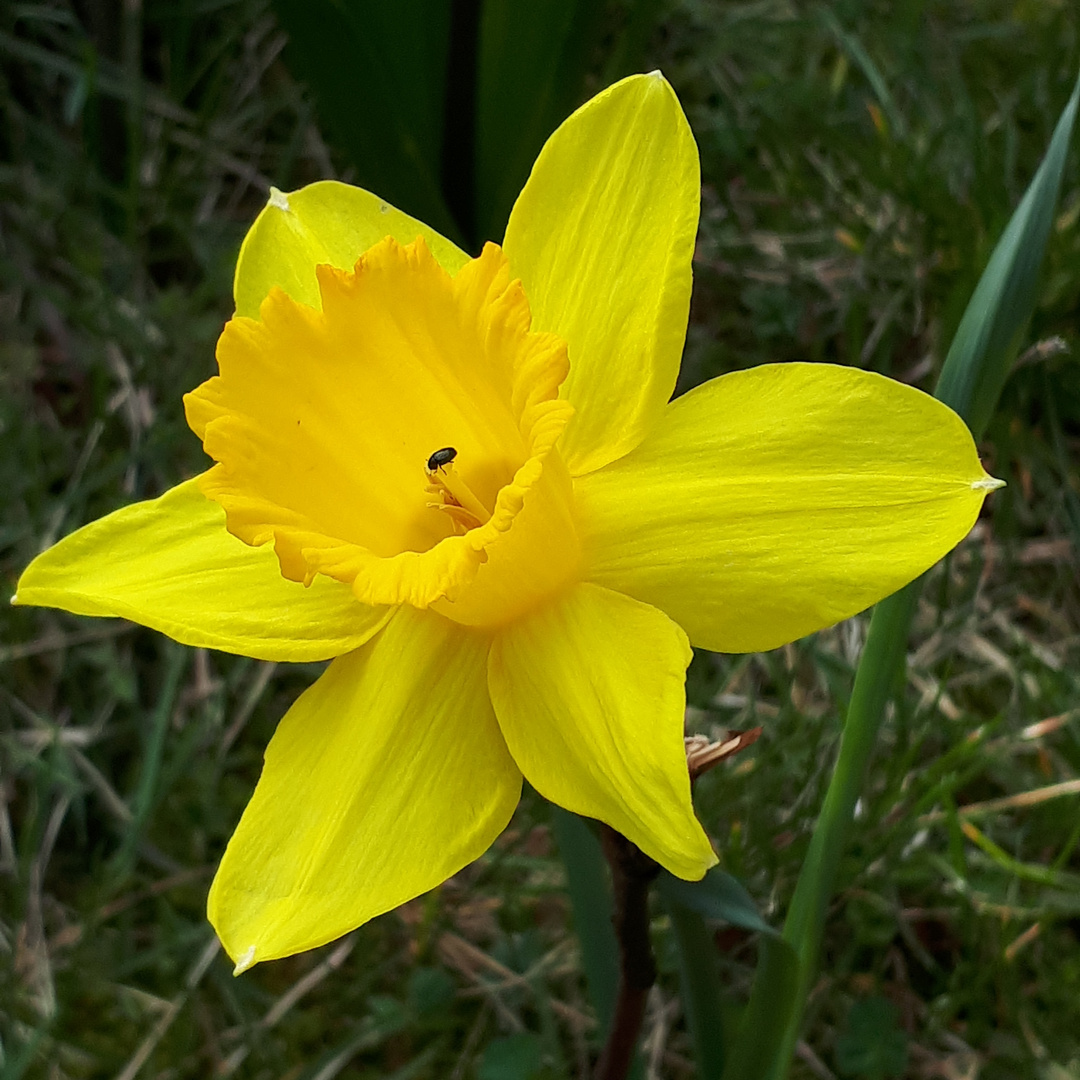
left=234, top=180, right=470, bottom=317
left=576, top=363, right=998, bottom=653
left=210, top=606, right=520, bottom=966
left=488, top=582, right=716, bottom=880
left=13, top=478, right=388, bottom=661
left=503, top=72, right=699, bottom=475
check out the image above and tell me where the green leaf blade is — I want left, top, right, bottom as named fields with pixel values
left=657, top=867, right=775, bottom=937
left=270, top=0, right=461, bottom=241
left=936, top=70, right=1080, bottom=437
left=475, top=0, right=662, bottom=243
left=666, top=900, right=727, bottom=1080
left=475, top=0, right=606, bottom=243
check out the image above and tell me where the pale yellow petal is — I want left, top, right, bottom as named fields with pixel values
left=234, top=180, right=470, bottom=317
left=502, top=72, right=699, bottom=475
left=13, top=478, right=388, bottom=661
left=209, top=607, right=520, bottom=967
left=576, top=363, right=1000, bottom=653
left=488, top=583, right=716, bottom=879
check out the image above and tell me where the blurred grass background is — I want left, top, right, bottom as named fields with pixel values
left=2, top=1, right=1080, bottom=1078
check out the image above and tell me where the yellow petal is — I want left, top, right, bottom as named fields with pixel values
left=189, top=237, right=580, bottom=624
left=488, top=582, right=716, bottom=879
left=576, top=363, right=1001, bottom=653
left=233, top=180, right=470, bottom=317
left=12, top=478, right=389, bottom=661
left=502, top=72, right=699, bottom=476
left=209, top=607, right=520, bottom=967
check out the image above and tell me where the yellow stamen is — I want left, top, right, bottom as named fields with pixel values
left=426, top=461, right=492, bottom=527
left=426, top=500, right=480, bottom=535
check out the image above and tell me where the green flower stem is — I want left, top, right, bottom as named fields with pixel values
left=723, top=932, right=800, bottom=1080
left=768, top=581, right=921, bottom=1076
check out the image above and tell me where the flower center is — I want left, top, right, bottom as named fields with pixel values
left=184, top=236, right=583, bottom=628
left=425, top=452, right=492, bottom=532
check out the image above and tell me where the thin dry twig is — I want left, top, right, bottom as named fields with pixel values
left=218, top=936, right=357, bottom=1078
left=919, top=778, right=1080, bottom=824
left=0, top=623, right=132, bottom=663
left=17, top=795, right=71, bottom=1019
left=220, top=662, right=277, bottom=756
left=112, top=935, right=220, bottom=1080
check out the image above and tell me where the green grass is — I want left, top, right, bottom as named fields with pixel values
left=2, top=1, right=1080, bottom=1077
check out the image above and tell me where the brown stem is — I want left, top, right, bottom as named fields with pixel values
left=594, top=827, right=660, bottom=1080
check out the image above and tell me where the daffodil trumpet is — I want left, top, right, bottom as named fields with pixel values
left=13, top=71, right=1002, bottom=972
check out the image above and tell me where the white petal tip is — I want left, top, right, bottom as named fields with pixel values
left=971, top=476, right=1006, bottom=492
left=232, top=945, right=257, bottom=976
left=9, top=593, right=18, bottom=606
left=268, top=187, right=290, bottom=213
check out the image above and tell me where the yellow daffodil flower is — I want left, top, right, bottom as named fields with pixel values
left=13, top=73, right=1001, bottom=973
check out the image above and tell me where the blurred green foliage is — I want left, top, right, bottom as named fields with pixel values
left=834, top=997, right=908, bottom=1079
left=268, top=0, right=662, bottom=248
left=2, top=1, right=1080, bottom=1078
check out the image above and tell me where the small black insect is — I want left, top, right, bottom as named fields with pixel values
left=426, top=446, right=457, bottom=471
